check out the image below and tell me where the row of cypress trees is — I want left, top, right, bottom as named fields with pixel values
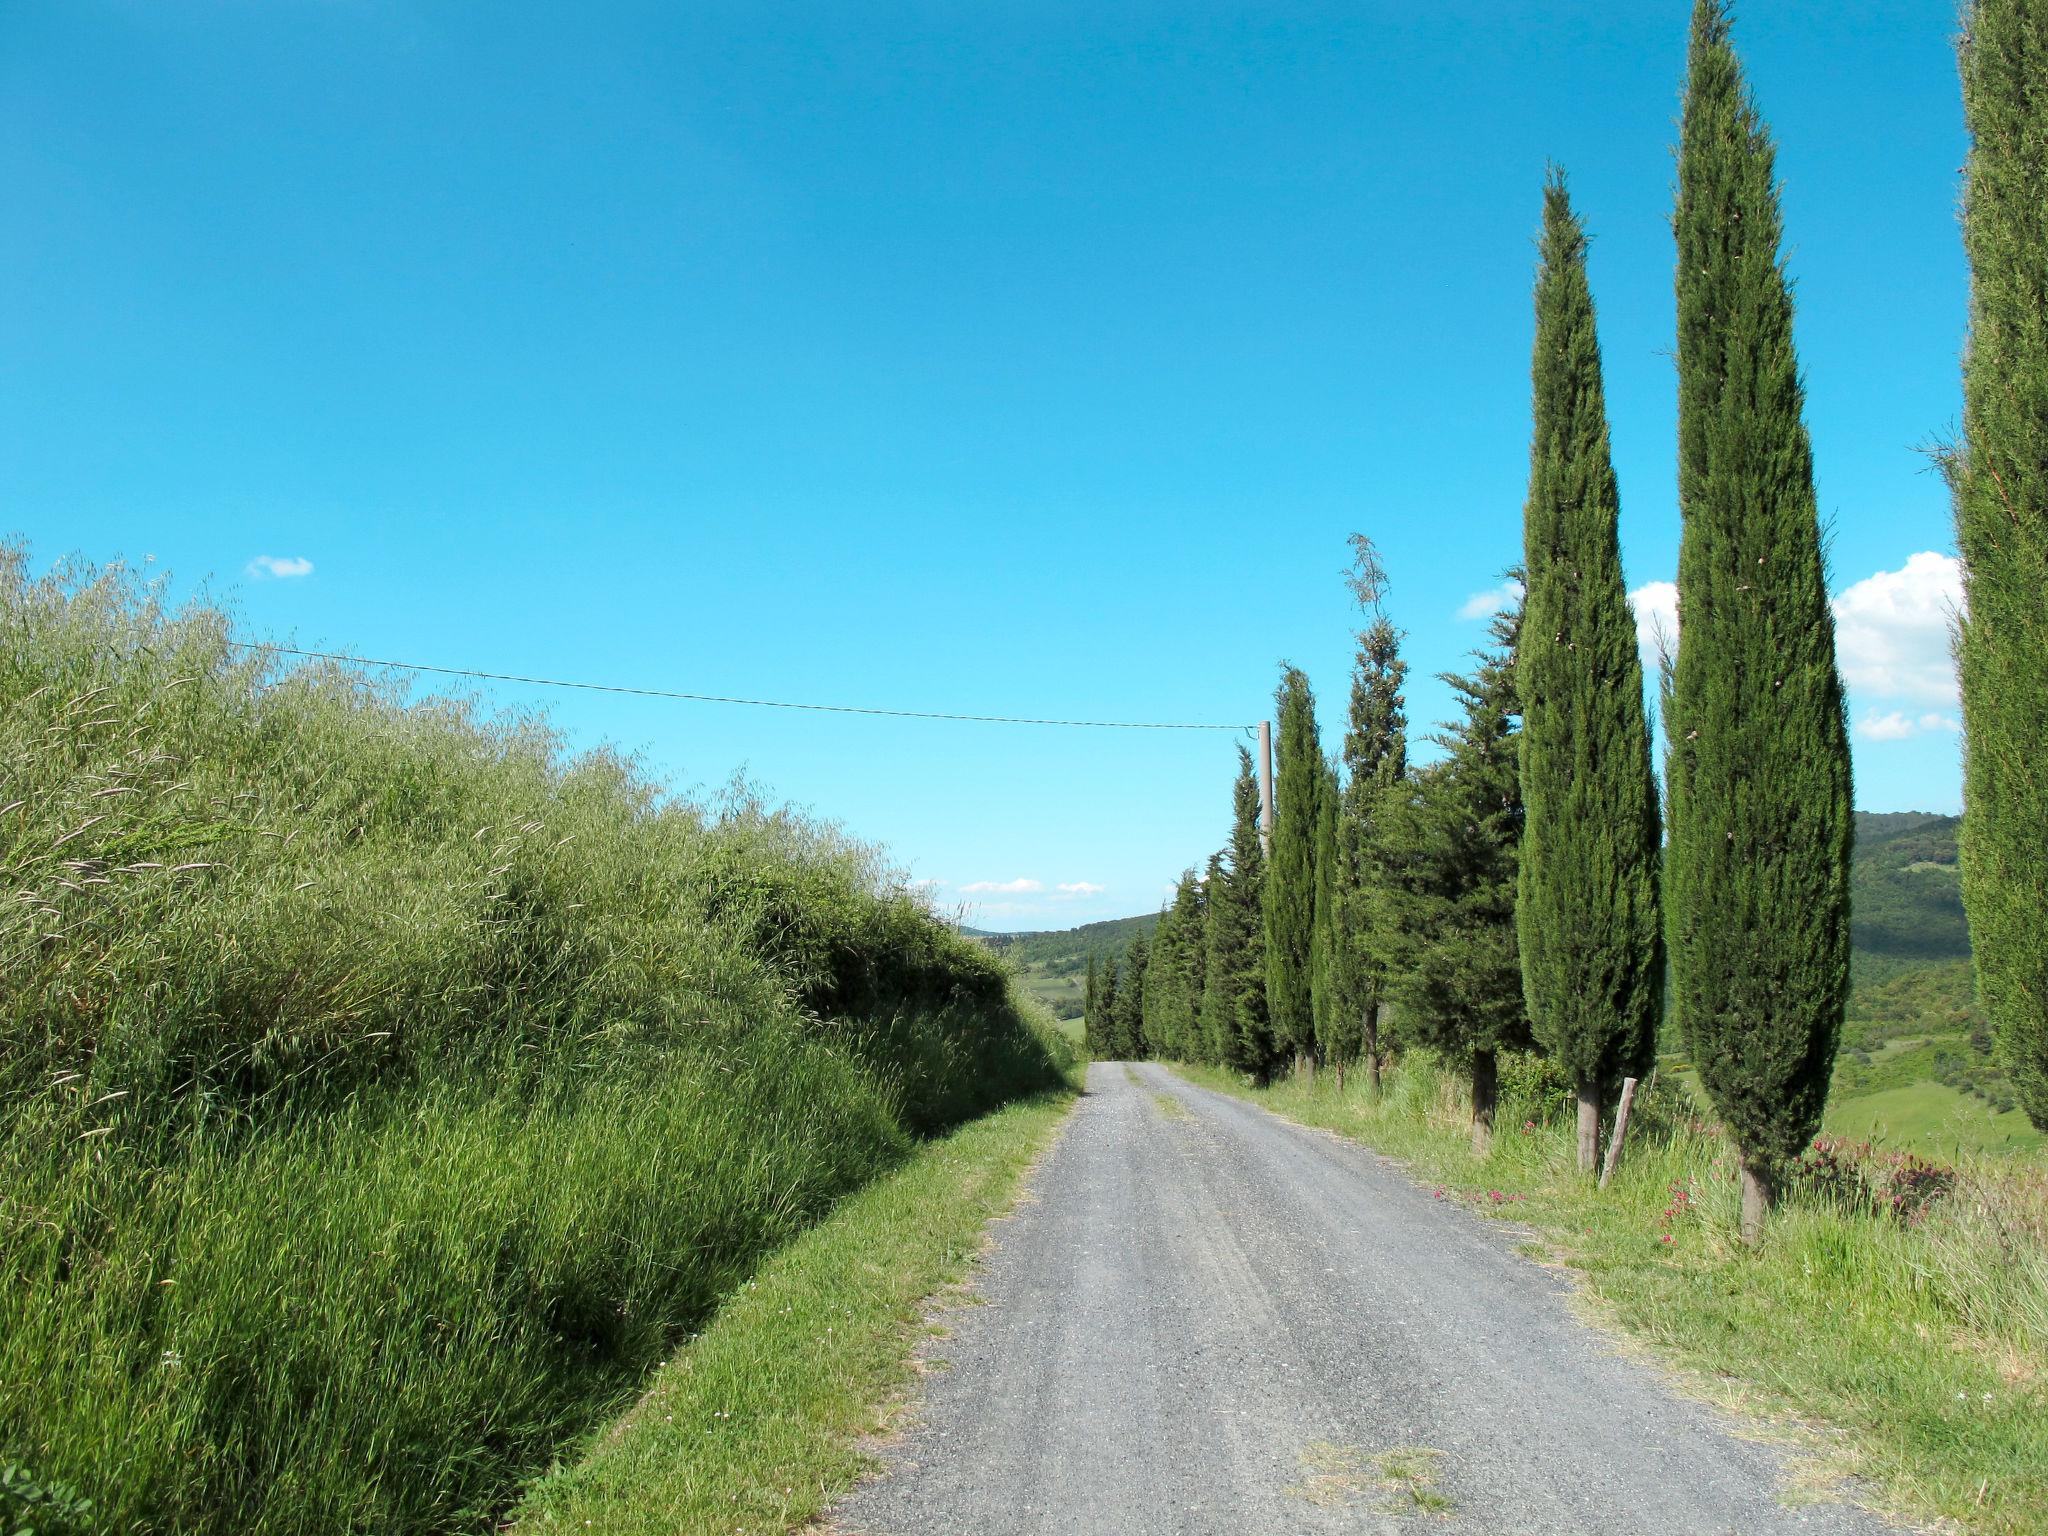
left=1093, top=0, right=2048, bottom=1240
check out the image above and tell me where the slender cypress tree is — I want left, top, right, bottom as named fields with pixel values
left=1953, top=0, right=2048, bottom=1131
left=1265, top=667, right=1322, bottom=1076
left=1152, top=867, right=1207, bottom=1060
left=1340, top=542, right=1409, bottom=1093
left=1203, top=748, right=1270, bottom=1074
left=1516, top=173, right=1665, bottom=1174
left=1197, top=851, right=1233, bottom=1066
left=1096, top=962, right=1121, bottom=1061
left=1082, top=953, right=1101, bottom=1058
left=1113, top=936, right=1150, bottom=1060
left=1142, top=899, right=1175, bottom=1058
left=1381, top=602, right=1529, bottom=1155
left=1668, top=0, right=1853, bottom=1238
left=1310, top=755, right=1346, bottom=1079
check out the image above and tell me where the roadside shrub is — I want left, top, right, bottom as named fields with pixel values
left=1791, top=1136, right=1959, bottom=1224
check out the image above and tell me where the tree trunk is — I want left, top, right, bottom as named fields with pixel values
left=1575, top=1075, right=1601, bottom=1175
left=1365, top=1003, right=1385, bottom=1095
left=1738, top=1159, right=1775, bottom=1244
left=1470, top=1049, right=1498, bottom=1157
left=1334, top=1056, right=1345, bottom=1094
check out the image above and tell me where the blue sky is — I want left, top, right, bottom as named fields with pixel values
left=3, top=1, right=1969, bottom=929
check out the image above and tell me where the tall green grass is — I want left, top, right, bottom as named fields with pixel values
left=1184, top=1055, right=2048, bottom=1535
left=0, top=546, right=1069, bottom=1535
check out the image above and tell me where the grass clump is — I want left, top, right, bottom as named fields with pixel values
left=1179, top=1056, right=2048, bottom=1536
left=0, top=545, right=1070, bottom=1536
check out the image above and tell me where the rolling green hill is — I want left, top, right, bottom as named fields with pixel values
left=972, top=913, right=1162, bottom=1022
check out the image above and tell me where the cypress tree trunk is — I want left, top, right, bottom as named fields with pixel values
left=1471, top=1048, right=1498, bottom=1157
left=1366, top=1004, right=1384, bottom=1093
left=1576, top=1079, right=1600, bottom=1173
left=1954, top=0, right=2048, bottom=1131
left=1516, top=173, right=1664, bottom=1177
left=1667, top=0, right=1853, bottom=1237
left=1738, top=1160, right=1775, bottom=1246
left=1264, top=667, right=1322, bottom=1076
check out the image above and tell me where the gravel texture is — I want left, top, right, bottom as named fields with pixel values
left=829, top=1060, right=1905, bottom=1536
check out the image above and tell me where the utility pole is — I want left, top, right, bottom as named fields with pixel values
left=1257, top=720, right=1275, bottom=858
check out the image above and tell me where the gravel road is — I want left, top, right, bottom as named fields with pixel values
left=829, top=1060, right=1904, bottom=1536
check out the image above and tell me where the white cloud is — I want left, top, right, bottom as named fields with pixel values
left=1628, top=580, right=1680, bottom=659
left=1621, top=554, right=1963, bottom=709
left=1918, top=713, right=1961, bottom=734
left=1457, top=580, right=1524, bottom=621
left=247, top=554, right=315, bottom=580
left=1856, top=711, right=1919, bottom=742
left=959, top=877, right=1044, bottom=895
left=1831, top=552, right=1962, bottom=706
left=1055, top=881, right=1105, bottom=898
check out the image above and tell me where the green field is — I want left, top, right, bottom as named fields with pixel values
left=1825, top=1081, right=2044, bottom=1156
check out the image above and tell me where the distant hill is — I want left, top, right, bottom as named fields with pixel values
left=974, top=913, right=1163, bottom=1020
left=1851, top=810, right=1969, bottom=965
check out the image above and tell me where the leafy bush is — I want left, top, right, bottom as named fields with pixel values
left=1792, top=1137, right=1959, bottom=1224
left=0, top=546, right=1068, bottom=1534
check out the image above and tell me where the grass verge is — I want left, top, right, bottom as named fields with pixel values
left=515, top=1088, right=1075, bottom=1534
left=1176, top=1059, right=2048, bottom=1536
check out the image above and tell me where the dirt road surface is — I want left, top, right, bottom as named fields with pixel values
left=830, top=1060, right=1901, bottom=1536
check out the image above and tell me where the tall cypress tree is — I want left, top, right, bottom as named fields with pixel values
left=1151, top=867, right=1207, bottom=1060
left=1668, top=0, right=1853, bottom=1238
left=1381, top=601, right=1529, bottom=1154
left=1203, top=748, right=1270, bottom=1074
left=1310, top=754, right=1345, bottom=1079
left=1517, top=173, right=1665, bottom=1174
left=1952, top=0, right=2048, bottom=1131
left=1340, top=541, right=1409, bottom=1093
left=1096, top=962, right=1121, bottom=1061
left=1195, top=852, right=1230, bottom=1066
left=1082, top=953, right=1101, bottom=1058
left=1113, top=936, right=1151, bottom=1060
left=1265, top=667, right=1322, bottom=1076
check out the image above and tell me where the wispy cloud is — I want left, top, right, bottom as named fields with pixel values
left=1055, top=881, right=1105, bottom=899
left=1456, top=579, right=1523, bottom=622
left=1855, top=709, right=1961, bottom=743
left=247, top=554, right=315, bottom=580
left=959, top=877, right=1044, bottom=895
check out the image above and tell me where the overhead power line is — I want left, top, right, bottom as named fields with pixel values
left=228, top=642, right=1258, bottom=733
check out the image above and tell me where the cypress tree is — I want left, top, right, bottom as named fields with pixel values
left=1340, top=541, right=1409, bottom=1093
left=1082, top=953, right=1101, bottom=1058
left=1198, top=850, right=1234, bottom=1066
left=1668, top=0, right=1853, bottom=1238
left=1381, top=602, right=1529, bottom=1154
left=1952, top=0, right=2048, bottom=1130
left=1151, top=868, right=1207, bottom=1060
left=1096, top=961, right=1121, bottom=1061
left=1113, top=936, right=1150, bottom=1060
left=1264, top=666, right=1322, bottom=1077
left=1310, top=754, right=1346, bottom=1080
left=1516, top=173, right=1665, bottom=1174
left=1203, top=748, right=1270, bottom=1074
